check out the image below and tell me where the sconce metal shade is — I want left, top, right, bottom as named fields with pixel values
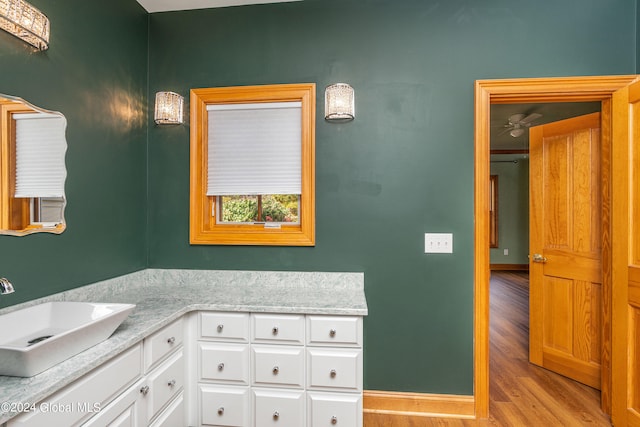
left=324, top=83, right=355, bottom=122
left=0, top=0, right=49, bottom=50
left=154, top=91, right=184, bottom=125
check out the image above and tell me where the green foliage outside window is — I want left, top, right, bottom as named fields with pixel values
left=221, top=195, right=299, bottom=223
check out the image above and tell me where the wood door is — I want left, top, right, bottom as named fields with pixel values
left=611, top=80, right=640, bottom=426
left=529, top=112, right=602, bottom=389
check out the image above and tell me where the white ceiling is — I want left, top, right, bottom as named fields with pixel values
left=136, top=0, right=301, bottom=13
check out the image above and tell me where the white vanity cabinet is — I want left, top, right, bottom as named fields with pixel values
left=306, top=316, right=363, bottom=427
left=194, top=312, right=363, bottom=427
left=7, top=344, right=144, bottom=427
left=4, top=310, right=363, bottom=427
left=87, top=317, right=186, bottom=427
left=143, top=318, right=185, bottom=425
left=6, top=318, right=186, bottom=427
left=251, top=314, right=306, bottom=427
left=196, top=312, right=251, bottom=426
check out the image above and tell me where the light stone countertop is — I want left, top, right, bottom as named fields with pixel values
left=0, top=269, right=367, bottom=424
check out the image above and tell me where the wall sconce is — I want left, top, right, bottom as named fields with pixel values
left=0, top=0, right=49, bottom=50
left=324, top=83, right=355, bottom=122
left=154, top=91, right=184, bottom=125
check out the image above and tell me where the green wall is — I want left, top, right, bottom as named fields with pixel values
left=0, top=0, right=149, bottom=308
left=489, top=159, right=529, bottom=265
left=147, top=0, right=636, bottom=394
left=0, top=0, right=637, bottom=397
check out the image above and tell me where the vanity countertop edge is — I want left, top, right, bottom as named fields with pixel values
left=0, top=268, right=367, bottom=424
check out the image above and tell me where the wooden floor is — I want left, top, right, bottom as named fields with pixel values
left=364, top=271, right=612, bottom=426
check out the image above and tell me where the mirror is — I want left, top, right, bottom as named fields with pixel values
left=0, top=94, right=67, bottom=236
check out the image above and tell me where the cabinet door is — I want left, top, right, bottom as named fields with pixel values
left=252, top=346, right=305, bottom=388
left=200, top=342, right=250, bottom=385
left=307, top=316, right=362, bottom=347
left=146, top=350, right=184, bottom=422
left=148, top=393, right=184, bottom=427
left=8, top=344, right=143, bottom=427
left=144, top=318, right=184, bottom=372
left=200, top=385, right=250, bottom=427
left=200, top=312, right=250, bottom=343
left=253, top=389, right=304, bottom=427
left=81, top=379, right=146, bottom=427
left=307, top=348, right=362, bottom=391
left=252, top=314, right=305, bottom=345
left=307, top=392, right=362, bottom=427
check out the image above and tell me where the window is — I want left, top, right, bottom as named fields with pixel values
left=190, top=83, right=315, bottom=246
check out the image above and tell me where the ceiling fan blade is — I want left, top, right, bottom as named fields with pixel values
left=496, top=127, right=512, bottom=137
left=520, top=112, right=542, bottom=124
left=508, top=113, right=526, bottom=124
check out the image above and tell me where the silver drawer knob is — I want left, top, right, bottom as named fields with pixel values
left=139, top=385, right=149, bottom=396
left=167, top=379, right=176, bottom=387
left=329, top=329, right=336, bottom=337
left=273, top=411, right=280, bottom=420
left=218, top=363, right=225, bottom=371
left=273, top=366, right=279, bottom=375
left=331, top=416, right=338, bottom=424
left=218, top=407, right=224, bottom=415
left=272, top=326, right=279, bottom=335
left=330, top=369, right=337, bottom=378
left=217, top=324, right=224, bottom=332
left=166, top=336, right=176, bottom=344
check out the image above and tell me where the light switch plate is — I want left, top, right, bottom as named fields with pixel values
left=424, top=233, right=453, bottom=254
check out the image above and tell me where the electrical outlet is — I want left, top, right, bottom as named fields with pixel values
left=504, top=248, right=509, bottom=256
left=424, top=233, right=453, bottom=254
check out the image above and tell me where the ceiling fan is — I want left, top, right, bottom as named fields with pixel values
left=499, top=113, right=542, bottom=137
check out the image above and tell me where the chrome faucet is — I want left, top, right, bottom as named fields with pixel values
left=0, top=278, right=14, bottom=295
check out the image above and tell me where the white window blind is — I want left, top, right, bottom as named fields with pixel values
left=14, top=113, right=67, bottom=198
left=206, top=102, right=302, bottom=196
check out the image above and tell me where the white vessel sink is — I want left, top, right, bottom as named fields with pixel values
left=0, top=301, right=135, bottom=377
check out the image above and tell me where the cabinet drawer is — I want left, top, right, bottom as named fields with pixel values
left=307, top=316, right=361, bottom=347
left=144, top=318, right=184, bottom=372
left=199, top=342, right=250, bottom=385
left=8, top=344, right=143, bottom=427
left=307, top=392, right=362, bottom=427
left=252, top=314, right=304, bottom=345
left=307, top=348, right=362, bottom=391
left=146, top=350, right=184, bottom=421
left=253, top=389, right=304, bottom=427
left=200, top=385, right=250, bottom=427
left=148, top=393, right=184, bottom=427
left=252, top=345, right=305, bottom=388
left=201, top=312, right=250, bottom=342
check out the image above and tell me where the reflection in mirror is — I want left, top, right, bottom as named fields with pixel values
left=0, top=94, right=67, bottom=236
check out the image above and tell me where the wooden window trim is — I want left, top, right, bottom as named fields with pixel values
left=189, top=83, right=315, bottom=246
left=1, top=101, right=32, bottom=231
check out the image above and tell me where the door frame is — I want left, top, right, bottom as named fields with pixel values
left=473, top=75, right=639, bottom=419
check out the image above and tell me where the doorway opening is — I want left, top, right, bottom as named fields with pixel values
left=473, top=75, right=639, bottom=420
left=490, top=102, right=610, bottom=426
